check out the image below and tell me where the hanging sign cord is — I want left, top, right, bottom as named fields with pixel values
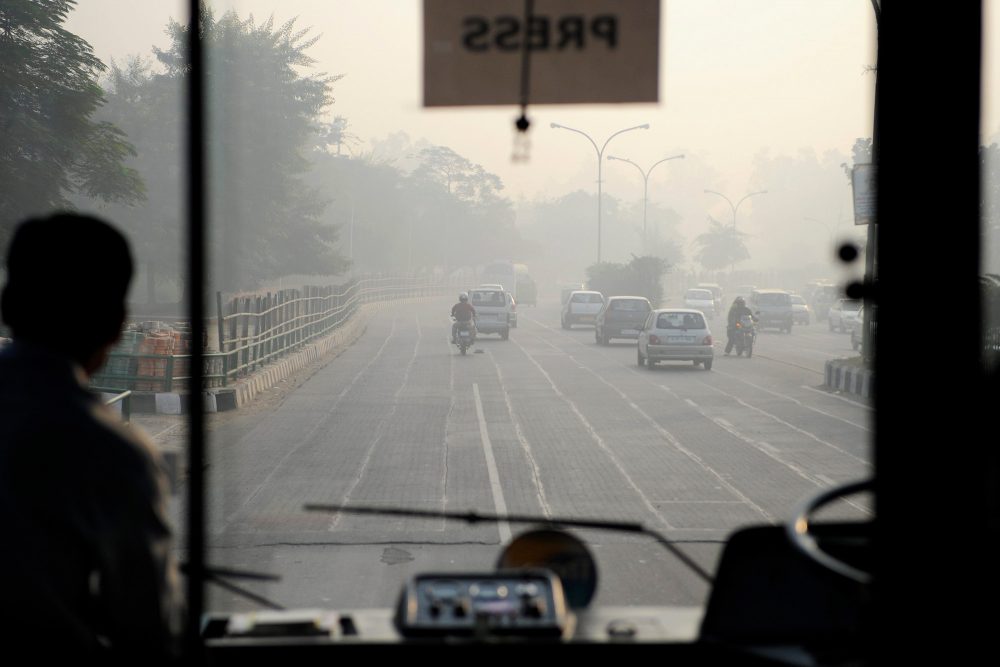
left=516, top=0, right=534, bottom=132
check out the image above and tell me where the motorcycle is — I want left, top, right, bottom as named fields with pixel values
left=453, top=318, right=476, bottom=355
left=733, top=314, right=756, bottom=357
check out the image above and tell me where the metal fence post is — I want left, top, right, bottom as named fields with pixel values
left=166, top=355, right=175, bottom=392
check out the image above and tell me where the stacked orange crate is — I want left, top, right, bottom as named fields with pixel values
left=172, top=332, right=190, bottom=390
left=136, top=331, right=175, bottom=391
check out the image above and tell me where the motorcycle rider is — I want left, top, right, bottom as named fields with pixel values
left=725, top=296, right=756, bottom=355
left=451, top=292, right=476, bottom=343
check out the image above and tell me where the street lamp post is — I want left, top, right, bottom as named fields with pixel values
left=551, top=122, right=650, bottom=263
left=703, top=189, right=768, bottom=275
left=607, top=154, right=685, bottom=246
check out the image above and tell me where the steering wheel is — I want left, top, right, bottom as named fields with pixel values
left=786, top=478, right=873, bottom=584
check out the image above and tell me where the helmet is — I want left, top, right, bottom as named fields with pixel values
left=734, top=296, right=745, bottom=306
left=459, top=293, right=468, bottom=302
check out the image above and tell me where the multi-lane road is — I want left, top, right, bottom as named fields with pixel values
left=156, top=296, right=872, bottom=613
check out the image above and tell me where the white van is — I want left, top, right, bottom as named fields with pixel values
left=468, top=288, right=514, bottom=340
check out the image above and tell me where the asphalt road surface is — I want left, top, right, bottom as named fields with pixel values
left=156, top=296, right=872, bottom=614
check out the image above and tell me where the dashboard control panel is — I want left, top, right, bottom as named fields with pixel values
left=394, top=570, right=569, bottom=638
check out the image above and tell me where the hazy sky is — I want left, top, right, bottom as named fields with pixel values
left=63, top=1, right=999, bottom=271
left=66, top=2, right=877, bottom=186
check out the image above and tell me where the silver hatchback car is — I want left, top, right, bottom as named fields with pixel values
left=637, top=309, right=715, bottom=370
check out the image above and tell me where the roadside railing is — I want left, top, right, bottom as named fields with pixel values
left=91, top=275, right=452, bottom=392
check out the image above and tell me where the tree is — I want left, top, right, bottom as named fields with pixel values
left=405, top=145, right=518, bottom=270
left=843, top=138, right=873, bottom=183
left=694, top=217, right=750, bottom=272
left=0, top=0, right=143, bottom=249
left=154, top=9, right=349, bottom=290
left=305, top=143, right=522, bottom=276
left=70, top=57, right=185, bottom=306
left=585, top=255, right=670, bottom=307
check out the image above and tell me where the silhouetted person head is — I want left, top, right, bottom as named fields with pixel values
left=2, top=213, right=133, bottom=375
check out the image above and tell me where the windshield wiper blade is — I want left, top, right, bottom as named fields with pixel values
left=303, top=504, right=713, bottom=585
left=180, top=563, right=286, bottom=611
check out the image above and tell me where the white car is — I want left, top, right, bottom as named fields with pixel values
left=828, top=298, right=863, bottom=332
left=637, top=309, right=715, bottom=370
left=561, top=290, right=604, bottom=328
left=683, top=288, right=716, bottom=319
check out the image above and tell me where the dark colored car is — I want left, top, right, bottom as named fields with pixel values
left=595, top=296, right=653, bottom=344
left=749, top=289, right=794, bottom=333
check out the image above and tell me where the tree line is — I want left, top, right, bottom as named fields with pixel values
left=10, top=2, right=981, bottom=301
left=0, top=2, right=525, bottom=303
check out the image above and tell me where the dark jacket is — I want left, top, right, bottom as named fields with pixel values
left=0, top=341, right=182, bottom=662
left=728, top=304, right=755, bottom=328
left=451, top=302, right=476, bottom=322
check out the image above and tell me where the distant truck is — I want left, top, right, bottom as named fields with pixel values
left=480, top=260, right=536, bottom=306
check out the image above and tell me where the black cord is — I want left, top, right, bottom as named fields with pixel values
left=516, top=0, right=534, bottom=133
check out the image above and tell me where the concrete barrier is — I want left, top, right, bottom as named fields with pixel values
left=824, top=358, right=874, bottom=399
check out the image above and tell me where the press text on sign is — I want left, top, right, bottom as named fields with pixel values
left=423, top=0, right=660, bottom=107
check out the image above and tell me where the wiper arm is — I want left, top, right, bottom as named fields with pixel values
left=303, top=503, right=714, bottom=585
left=180, top=563, right=286, bottom=611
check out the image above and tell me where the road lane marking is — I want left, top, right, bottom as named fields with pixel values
left=696, top=382, right=871, bottom=467
left=710, top=370, right=870, bottom=431
left=328, top=314, right=423, bottom=532
left=522, top=324, right=871, bottom=516
left=512, top=338, right=775, bottom=528
left=441, top=326, right=455, bottom=529
left=800, top=384, right=872, bottom=409
left=488, top=352, right=553, bottom=517
left=710, top=418, right=870, bottom=516
left=227, top=316, right=400, bottom=527
left=524, top=314, right=871, bottom=474
left=522, top=314, right=871, bottom=502
left=473, top=383, right=512, bottom=543
left=519, top=342, right=773, bottom=524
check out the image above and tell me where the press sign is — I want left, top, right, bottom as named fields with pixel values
left=423, top=0, right=660, bottom=106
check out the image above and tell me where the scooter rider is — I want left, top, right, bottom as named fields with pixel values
left=725, top=296, right=756, bottom=355
left=451, top=293, right=476, bottom=343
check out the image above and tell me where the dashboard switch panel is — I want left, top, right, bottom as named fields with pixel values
left=394, top=570, right=569, bottom=639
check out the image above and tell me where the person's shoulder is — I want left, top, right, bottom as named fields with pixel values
left=81, top=402, right=166, bottom=477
